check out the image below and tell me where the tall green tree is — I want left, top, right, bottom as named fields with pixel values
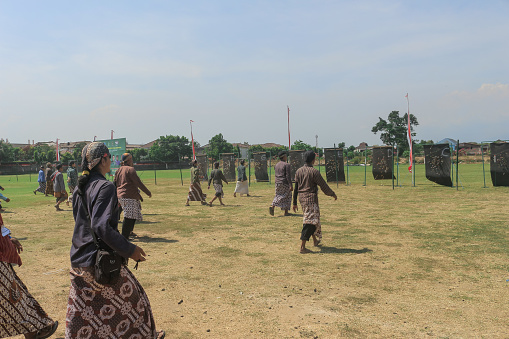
left=205, top=133, right=234, bottom=161
left=149, top=135, right=193, bottom=162
left=371, top=111, right=418, bottom=155
left=0, top=141, right=15, bottom=163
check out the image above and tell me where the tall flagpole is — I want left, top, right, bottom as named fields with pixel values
left=56, top=138, right=59, bottom=162
left=287, top=106, right=291, bottom=150
left=405, top=93, right=413, bottom=173
left=190, top=120, right=196, bottom=160
left=111, top=130, right=114, bottom=140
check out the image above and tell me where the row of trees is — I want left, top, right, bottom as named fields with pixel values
left=0, top=111, right=423, bottom=164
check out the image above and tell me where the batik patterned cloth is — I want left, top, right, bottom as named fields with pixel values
left=188, top=182, right=206, bottom=201
left=272, top=183, right=292, bottom=211
left=118, top=198, right=143, bottom=221
left=213, top=184, right=224, bottom=198
left=0, top=262, right=54, bottom=337
left=35, top=182, right=46, bottom=194
left=299, top=194, right=322, bottom=241
left=65, top=266, right=157, bottom=339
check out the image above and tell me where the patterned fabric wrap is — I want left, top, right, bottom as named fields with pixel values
left=0, top=262, right=54, bottom=337
left=272, top=183, right=292, bottom=211
left=35, top=182, right=46, bottom=194
left=188, top=183, right=206, bottom=201
left=234, top=181, right=249, bottom=194
left=213, top=184, right=224, bottom=198
left=82, top=142, right=110, bottom=171
left=0, top=235, right=22, bottom=266
left=118, top=198, right=143, bottom=221
left=299, top=193, right=322, bottom=241
left=45, top=181, right=54, bottom=196
left=65, top=266, right=157, bottom=339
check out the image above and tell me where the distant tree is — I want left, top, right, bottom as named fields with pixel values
left=127, top=148, right=148, bottom=162
left=72, top=142, right=87, bottom=163
left=371, top=111, right=418, bottom=155
left=60, top=152, right=74, bottom=164
left=0, top=141, right=15, bottom=163
left=149, top=135, right=193, bottom=162
left=205, top=133, right=234, bottom=162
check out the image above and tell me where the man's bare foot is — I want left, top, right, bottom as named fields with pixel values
left=269, top=206, right=274, bottom=216
left=185, top=203, right=190, bottom=206
left=220, top=203, right=225, bottom=206
left=233, top=193, right=236, bottom=197
left=246, top=194, right=250, bottom=196
left=300, top=248, right=312, bottom=254
left=313, top=239, right=321, bottom=246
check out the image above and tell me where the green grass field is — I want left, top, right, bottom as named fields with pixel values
left=1, top=163, right=508, bottom=338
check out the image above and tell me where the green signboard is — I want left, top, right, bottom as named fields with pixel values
left=98, top=138, right=126, bottom=175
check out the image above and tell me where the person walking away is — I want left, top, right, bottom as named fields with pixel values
left=53, top=164, right=68, bottom=211
left=270, top=151, right=293, bottom=216
left=66, top=161, right=78, bottom=206
left=44, top=163, right=54, bottom=197
left=186, top=159, right=207, bottom=206
left=233, top=159, right=250, bottom=197
left=33, top=166, right=46, bottom=195
left=0, top=212, right=59, bottom=338
left=114, top=153, right=152, bottom=239
left=66, top=142, right=165, bottom=339
left=208, top=162, right=228, bottom=206
left=292, top=151, right=337, bottom=254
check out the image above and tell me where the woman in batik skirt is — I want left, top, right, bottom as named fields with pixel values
left=44, top=163, right=54, bottom=197
left=208, top=161, right=228, bottom=206
left=233, top=159, right=250, bottom=197
left=186, top=159, right=207, bottom=206
left=292, top=151, right=337, bottom=254
left=0, top=212, right=59, bottom=339
left=66, top=142, right=165, bottom=339
left=114, top=153, right=152, bottom=239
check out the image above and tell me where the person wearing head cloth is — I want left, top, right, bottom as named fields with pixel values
left=185, top=159, right=208, bottom=206
left=114, top=153, right=152, bottom=239
left=292, top=151, right=337, bottom=254
left=66, top=142, right=165, bottom=339
left=0, top=212, right=59, bottom=339
left=66, top=160, right=78, bottom=206
left=44, top=163, right=54, bottom=197
left=269, top=151, right=293, bottom=216
left=33, top=165, right=46, bottom=195
left=207, top=161, right=229, bottom=206
left=52, top=163, right=68, bottom=211
left=233, top=159, right=250, bottom=197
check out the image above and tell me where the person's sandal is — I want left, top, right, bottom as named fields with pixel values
left=269, top=206, right=274, bottom=216
left=36, top=321, right=58, bottom=339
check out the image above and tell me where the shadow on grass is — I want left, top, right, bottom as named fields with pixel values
left=319, top=246, right=372, bottom=254
left=137, top=220, right=160, bottom=224
left=133, top=236, right=179, bottom=243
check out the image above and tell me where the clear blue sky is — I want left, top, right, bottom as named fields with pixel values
left=1, top=1, right=508, bottom=148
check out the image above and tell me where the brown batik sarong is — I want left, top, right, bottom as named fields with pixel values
left=272, top=183, right=292, bottom=210
left=66, top=266, right=157, bottom=339
left=188, top=182, right=206, bottom=201
left=45, top=182, right=54, bottom=196
left=119, top=198, right=143, bottom=221
left=213, top=184, right=224, bottom=198
left=0, top=262, right=54, bottom=337
left=35, top=182, right=46, bottom=194
left=299, top=193, right=322, bottom=241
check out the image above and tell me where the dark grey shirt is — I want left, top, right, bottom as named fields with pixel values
left=70, top=172, right=135, bottom=267
left=53, top=171, right=66, bottom=192
left=274, top=161, right=292, bottom=185
left=237, top=165, right=247, bottom=181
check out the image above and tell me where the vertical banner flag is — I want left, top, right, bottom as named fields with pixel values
left=287, top=106, right=291, bottom=150
left=190, top=120, right=195, bottom=160
left=111, top=130, right=114, bottom=140
left=56, top=138, right=60, bottom=162
left=406, top=93, right=413, bottom=173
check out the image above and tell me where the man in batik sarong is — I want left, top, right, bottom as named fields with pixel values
left=208, top=162, right=229, bottom=206
left=233, top=159, right=250, bottom=197
left=33, top=166, right=46, bottom=195
left=293, top=151, right=337, bottom=254
left=186, top=159, right=207, bottom=206
left=269, top=151, right=293, bottom=216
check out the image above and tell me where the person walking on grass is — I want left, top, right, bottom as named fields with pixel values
left=0, top=212, right=59, bottom=339
left=186, top=159, right=207, bottom=206
left=44, top=163, right=54, bottom=197
left=33, top=166, right=46, bottom=195
left=114, top=153, right=152, bottom=239
left=52, top=164, right=68, bottom=211
left=66, top=142, right=165, bottom=339
left=66, top=160, right=78, bottom=206
left=0, top=186, right=9, bottom=212
left=292, top=151, right=337, bottom=254
left=233, top=159, right=250, bottom=197
left=208, top=162, right=228, bottom=206
left=269, top=151, right=292, bottom=216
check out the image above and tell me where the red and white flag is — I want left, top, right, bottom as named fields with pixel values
left=405, top=93, right=413, bottom=173
left=56, top=138, right=60, bottom=162
left=287, top=106, right=291, bottom=150
left=190, top=120, right=195, bottom=160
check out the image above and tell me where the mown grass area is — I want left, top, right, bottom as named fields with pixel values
left=1, top=163, right=508, bottom=338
